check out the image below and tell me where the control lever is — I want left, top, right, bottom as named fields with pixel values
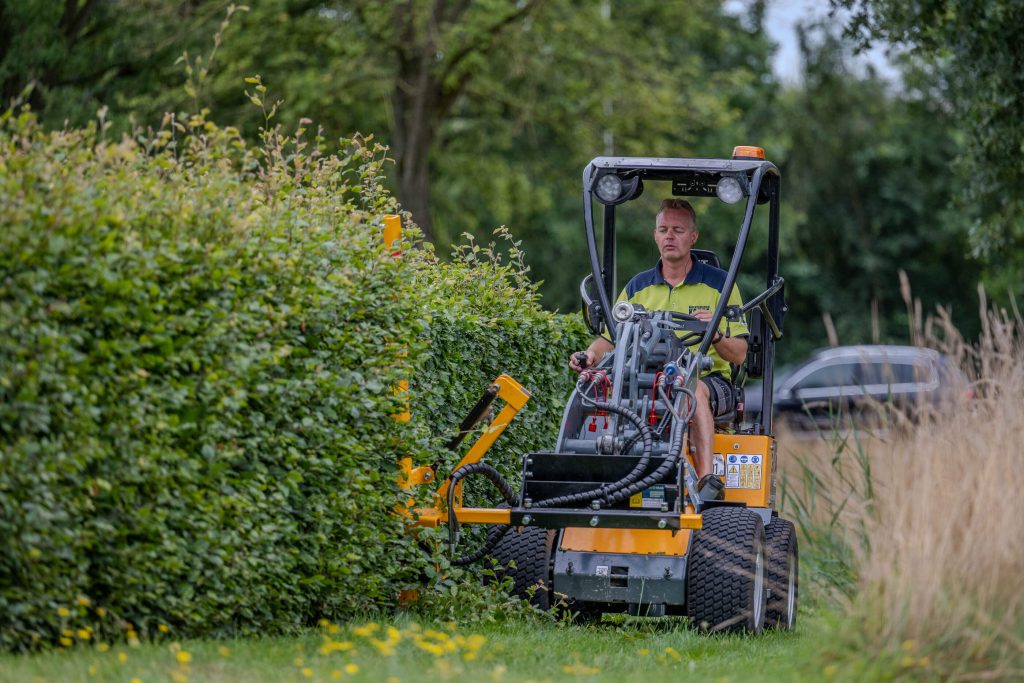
left=574, top=352, right=590, bottom=369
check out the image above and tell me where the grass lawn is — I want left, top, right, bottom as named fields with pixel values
left=0, top=609, right=852, bottom=683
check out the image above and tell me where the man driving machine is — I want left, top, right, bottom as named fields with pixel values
left=569, top=198, right=748, bottom=494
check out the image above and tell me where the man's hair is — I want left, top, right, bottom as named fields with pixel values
left=657, top=198, right=697, bottom=229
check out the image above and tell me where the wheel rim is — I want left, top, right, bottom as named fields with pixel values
left=752, top=541, right=765, bottom=628
left=785, top=547, right=797, bottom=628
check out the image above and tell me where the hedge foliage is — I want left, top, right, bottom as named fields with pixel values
left=0, top=109, right=587, bottom=651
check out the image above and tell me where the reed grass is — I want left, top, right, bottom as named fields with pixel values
left=783, top=292, right=1024, bottom=680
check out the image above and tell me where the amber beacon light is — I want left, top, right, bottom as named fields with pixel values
left=732, top=145, right=766, bottom=160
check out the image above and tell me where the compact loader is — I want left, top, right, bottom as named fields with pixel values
left=405, top=149, right=794, bottom=633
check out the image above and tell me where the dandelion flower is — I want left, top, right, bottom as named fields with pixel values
left=59, top=637, right=73, bottom=648
left=131, top=678, right=143, bottom=683
left=158, top=624, right=169, bottom=634
left=77, top=596, right=91, bottom=607
left=95, top=608, right=107, bottom=618
left=57, top=607, right=70, bottom=618
left=330, top=671, right=342, bottom=680
left=823, top=664, right=838, bottom=677
left=302, top=667, right=314, bottom=678
left=176, top=651, right=192, bottom=664
left=218, top=646, right=231, bottom=657
left=118, top=652, right=128, bottom=663
left=77, top=629, right=92, bottom=640
left=88, top=664, right=98, bottom=675
left=293, top=657, right=305, bottom=667
left=352, top=623, right=379, bottom=637
left=638, top=648, right=650, bottom=656
left=344, top=663, right=359, bottom=675
left=97, top=643, right=110, bottom=652
left=170, top=671, right=188, bottom=683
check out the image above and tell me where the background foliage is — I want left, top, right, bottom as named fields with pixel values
left=1, top=0, right=1013, bottom=361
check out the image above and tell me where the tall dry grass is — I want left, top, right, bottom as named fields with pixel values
left=784, top=292, right=1024, bottom=680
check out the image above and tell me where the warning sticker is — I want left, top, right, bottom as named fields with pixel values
left=725, top=453, right=763, bottom=490
left=629, top=485, right=666, bottom=509
left=712, top=453, right=725, bottom=477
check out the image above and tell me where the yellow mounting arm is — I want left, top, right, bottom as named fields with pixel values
left=411, top=374, right=530, bottom=528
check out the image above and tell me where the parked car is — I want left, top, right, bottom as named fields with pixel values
left=742, top=345, right=970, bottom=430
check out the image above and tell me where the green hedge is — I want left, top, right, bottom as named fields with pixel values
left=0, top=110, right=587, bottom=651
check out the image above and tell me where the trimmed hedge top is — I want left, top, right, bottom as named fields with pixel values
left=0, top=109, right=587, bottom=651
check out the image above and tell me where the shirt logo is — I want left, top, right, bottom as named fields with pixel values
left=688, top=305, right=710, bottom=314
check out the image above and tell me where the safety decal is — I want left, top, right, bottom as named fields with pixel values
left=629, top=484, right=667, bottom=509
left=725, top=453, right=763, bottom=489
left=712, top=453, right=725, bottom=477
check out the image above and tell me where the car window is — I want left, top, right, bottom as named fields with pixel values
left=794, top=363, right=857, bottom=389
left=864, top=361, right=933, bottom=385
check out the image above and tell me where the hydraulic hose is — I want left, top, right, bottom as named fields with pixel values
left=532, top=400, right=653, bottom=508
left=446, top=462, right=517, bottom=566
left=605, top=389, right=692, bottom=504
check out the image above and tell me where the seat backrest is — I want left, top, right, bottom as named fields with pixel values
left=691, top=249, right=721, bottom=269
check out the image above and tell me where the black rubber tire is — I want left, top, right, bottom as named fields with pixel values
left=487, top=525, right=555, bottom=610
left=764, top=517, right=798, bottom=630
left=686, top=507, right=767, bottom=634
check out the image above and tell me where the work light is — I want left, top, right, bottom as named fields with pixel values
left=592, top=173, right=643, bottom=205
left=716, top=176, right=744, bottom=204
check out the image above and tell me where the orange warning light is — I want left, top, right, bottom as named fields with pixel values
left=732, top=146, right=766, bottom=160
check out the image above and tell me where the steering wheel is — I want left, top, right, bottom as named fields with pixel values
left=661, top=311, right=711, bottom=346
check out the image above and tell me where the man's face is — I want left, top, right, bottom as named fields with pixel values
left=654, top=207, right=697, bottom=263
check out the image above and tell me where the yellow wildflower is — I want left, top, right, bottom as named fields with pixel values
left=463, top=652, right=478, bottom=661
left=466, top=634, right=486, bottom=651
left=170, top=671, right=188, bottom=683
left=131, top=678, right=143, bottom=683
left=330, top=671, right=342, bottom=680
left=176, top=651, right=192, bottom=664
left=57, top=607, right=70, bottom=618
left=664, top=646, right=682, bottom=661
left=638, top=648, right=650, bottom=656
left=95, top=607, right=107, bottom=618
left=327, top=623, right=341, bottom=635
left=59, top=637, right=73, bottom=647
left=293, top=657, right=305, bottom=667
left=63, top=629, right=73, bottom=638
left=386, top=625, right=402, bottom=644
left=118, top=652, right=128, bottom=663
left=218, top=646, right=231, bottom=657
left=901, top=656, right=916, bottom=668
left=370, top=639, right=395, bottom=656
left=126, top=629, right=138, bottom=641
left=318, top=618, right=331, bottom=627
left=158, top=624, right=169, bottom=634
left=88, top=664, right=98, bottom=675
left=302, top=667, right=314, bottom=678
left=901, top=639, right=916, bottom=652
left=352, top=623, right=379, bottom=637
left=77, top=629, right=92, bottom=640
left=77, top=596, right=91, bottom=607
left=823, top=665, right=838, bottom=678
left=345, top=663, right=359, bottom=675
left=562, top=663, right=600, bottom=675
left=97, top=643, right=110, bottom=652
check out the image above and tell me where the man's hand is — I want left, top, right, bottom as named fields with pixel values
left=568, top=350, right=595, bottom=373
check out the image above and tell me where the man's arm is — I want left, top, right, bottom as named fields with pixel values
left=568, top=337, right=615, bottom=372
left=711, top=332, right=748, bottom=365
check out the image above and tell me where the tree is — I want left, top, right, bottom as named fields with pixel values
left=837, top=0, right=1024, bottom=298
left=771, top=25, right=982, bottom=359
